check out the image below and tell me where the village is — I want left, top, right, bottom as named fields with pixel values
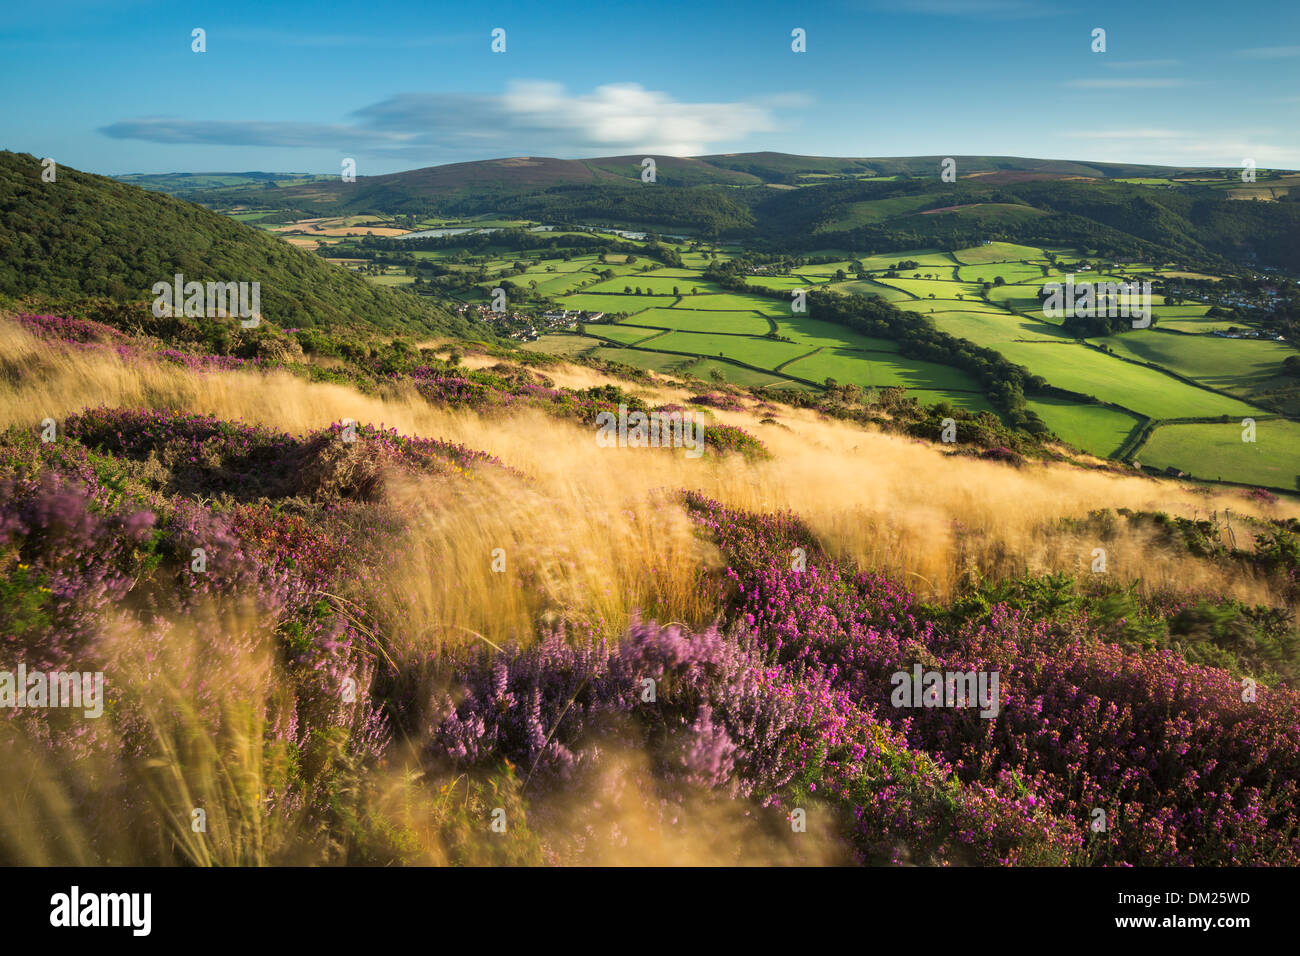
left=452, top=302, right=607, bottom=341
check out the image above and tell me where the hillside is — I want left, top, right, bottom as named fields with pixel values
left=143, top=152, right=1300, bottom=268
left=5, top=308, right=1300, bottom=866
left=0, top=151, right=484, bottom=334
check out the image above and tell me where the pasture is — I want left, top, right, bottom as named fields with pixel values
left=991, top=341, right=1264, bottom=420
left=1138, top=420, right=1300, bottom=491
left=620, top=308, right=772, bottom=335
left=1026, top=398, right=1143, bottom=458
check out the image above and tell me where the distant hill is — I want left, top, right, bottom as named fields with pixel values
left=154, top=151, right=1284, bottom=209
left=0, top=151, right=483, bottom=334
left=103, top=151, right=1300, bottom=270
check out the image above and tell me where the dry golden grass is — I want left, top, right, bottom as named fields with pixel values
left=4, top=315, right=1296, bottom=614
left=4, top=315, right=1298, bottom=865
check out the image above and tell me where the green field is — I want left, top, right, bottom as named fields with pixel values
left=1094, top=332, right=1295, bottom=397
left=593, top=324, right=664, bottom=345
left=1138, top=420, right=1300, bottom=490
left=876, top=277, right=984, bottom=299
left=987, top=281, right=1051, bottom=313
left=774, top=316, right=902, bottom=352
left=678, top=292, right=790, bottom=315
left=925, top=310, right=1069, bottom=347
left=747, top=274, right=812, bottom=291
left=620, top=308, right=772, bottom=335
left=993, top=341, right=1263, bottom=419
left=1027, top=398, right=1143, bottom=457
left=558, top=292, right=678, bottom=312
left=898, top=298, right=1002, bottom=317
left=680, top=358, right=798, bottom=388
left=955, top=262, right=1046, bottom=284
left=584, top=275, right=717, bottom=295
left=951, top=242, right=1050, bottom=265
left=797, top=260, right=862, bottom=277
left=783, top=347, right=985, bottom=396
left=824, top=279, right=918, bottom=302
left=523, top=272, right=601, bottom=296
left=522, top=334, right=604, bottom=356
left=648, top=331, right=812, bottom=368
left=587, top=347, right=694, bottom=373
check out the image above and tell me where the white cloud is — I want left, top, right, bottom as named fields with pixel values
left=498, top=82, right=777, bottom=155
left=101, top=82, right=783, bottom=159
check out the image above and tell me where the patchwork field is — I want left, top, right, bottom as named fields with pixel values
left=321, top=224, right=1294, bottom=473
left=1138, top=420, right=1300, bottom=491
left=616, top=308, right=772, bottom=335
left=558, top=292, right=678, bottom=312
left=951, top=241, right=1051, bottom=264
left=783, top=348, right=986, bottom=395
left=1095, top=332, right=1293, bottom=398
left=993, top=341, right=1263, bottom=420
left=1026, top=398, right=1143, bottom=458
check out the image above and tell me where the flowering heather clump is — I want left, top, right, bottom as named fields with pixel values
left=155, top=349, right=260, bottom=373
left=1246, top=487, right=1279, bottom=505
left=230, top=502, right=346, bottom=593
left=0, top=429, right=389, bottom=814
left=979, top=445, right=1023, bottom=466
left=681, top=493, right=1300, bottom=865
left=421, top=618, right=1074, bottom=864
left=64, top=407, right=306, bottom=499
left=703, top=423, right=770, bottom=459
left=62, top=408, right=515, bottom=501
left=688, top=392, right=745, bottom=411
left=16, top=313, right=127, bottom=344
left=0, top=471, right=156, bottom=666
left=412, top=372, right=500, bottom=408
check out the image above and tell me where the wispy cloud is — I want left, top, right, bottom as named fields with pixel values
left=221, top=29, right=472, bottom=49
left=1100, top=59, right=1181, bottom=70
left=99, top=117, right=418, bottom=148
left=1063, top=129, right=1188, bottom=139
left=1065, top=78, right=1190, bottom=89
left=1236, top=45, right=1300, bottom=59
left=1063, top=128, right=1296, bottom=167
left=99, top=82, right=784, bottom=159
left=883, top=0, right=1060, bottom=16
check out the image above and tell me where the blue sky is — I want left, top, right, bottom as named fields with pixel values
left=2, top=0, right=1297, bottom=175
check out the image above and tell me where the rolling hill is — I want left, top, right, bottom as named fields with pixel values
left=0, top=150, right=484, bottom=334
left=125, top=152, right=1300, bottom=269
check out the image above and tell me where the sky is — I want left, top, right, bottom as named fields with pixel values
left=2, top=0, right=1297, bottom=176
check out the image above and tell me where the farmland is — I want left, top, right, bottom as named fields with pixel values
left=1139, top=420, right=1300, bottom=489
left=264, top=212, right=1298, bottom=490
